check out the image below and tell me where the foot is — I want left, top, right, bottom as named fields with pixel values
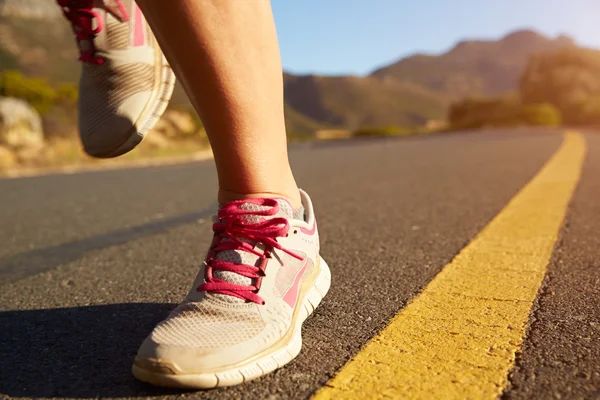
left=58, top=0, right=175, bottom=158
left=132, top=189, right=331, bottom=388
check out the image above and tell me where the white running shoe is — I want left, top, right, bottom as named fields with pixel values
left=133, top=189, right=331, bottom=388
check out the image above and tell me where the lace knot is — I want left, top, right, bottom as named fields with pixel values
left=57, top=0, right=129, bottom=65
left=198, top=198, right=302, bottom=304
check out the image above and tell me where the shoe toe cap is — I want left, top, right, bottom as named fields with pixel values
left=79, top=91, right=151, bottom=158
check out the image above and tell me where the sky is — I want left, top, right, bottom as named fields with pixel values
left=271, top=0, right=600, bottom=76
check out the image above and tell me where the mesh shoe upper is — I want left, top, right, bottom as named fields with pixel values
left=136, top=191, right=322, bottom=372
left=150, top=302, right=266, bottom=349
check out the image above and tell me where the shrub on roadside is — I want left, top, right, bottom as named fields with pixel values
left=449, top=97, right=561, bottom=130
left=0, top=70, right=80, bottom=139
left=518, top=103, right=562, bottom=126
left=354, top=126, right=419, bottom=137
left=449, top=97, right=518, bottom=129
left=0, top=70, right=57, bottom=114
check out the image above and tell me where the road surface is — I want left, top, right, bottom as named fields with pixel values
left=1, top=129, right=598, bottom=399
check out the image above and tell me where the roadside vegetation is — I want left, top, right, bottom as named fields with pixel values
left=3, top=38, right=600, bottom=172
left=448, top=97, right=561, bottom=129
left=0, top=70, right=210, bottom=172
left=448, top=47, right=600, bottom=130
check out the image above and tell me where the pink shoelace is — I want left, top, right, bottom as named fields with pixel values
left=198, top=198, right=303, bottom=305
left=57, top=0, right=129, bottom=65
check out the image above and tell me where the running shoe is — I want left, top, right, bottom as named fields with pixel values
left=58, top=0, right=175, bottom=158
left=132, top=189, right=331, bottom=388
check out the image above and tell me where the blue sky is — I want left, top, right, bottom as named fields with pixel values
left=271, top=0, right=600, bottom=76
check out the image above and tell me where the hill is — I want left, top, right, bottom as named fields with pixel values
left=284, top=74, right=447, bottom=127
left=371, top=30, right=575, bottom=99
left=281, top=30, right=575, bottom=128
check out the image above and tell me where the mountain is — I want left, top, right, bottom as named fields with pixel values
left=371, top=30, right=575, bottom=99
left=0, top=3, right=581, bottom=131
left=281, top=30, right=575, bottom=128
left=284, top=74, right=446, bottom=128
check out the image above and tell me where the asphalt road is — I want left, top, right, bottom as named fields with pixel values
left=1, top=129, right=598, bottom=399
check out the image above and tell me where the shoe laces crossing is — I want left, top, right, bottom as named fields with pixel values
left=198, top=198, right=303, bottom=305
left=57, top=0, right=129, bottom=65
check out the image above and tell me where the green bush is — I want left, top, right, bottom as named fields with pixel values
left=354, top=126, right=419, bottom=137
left=0, top=70, right=78, bottom=115
left=518, top=103, right=561, bottom=126
left=0, top=70, right=56, bottom=114
left=449, top=97, right=518, bottom=129
left=0, top=70, right=79, bottom=139
left=449, top=97, right=561, bottom=129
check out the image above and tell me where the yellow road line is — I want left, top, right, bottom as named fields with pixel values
left=313, top=132, right=586, bottom=400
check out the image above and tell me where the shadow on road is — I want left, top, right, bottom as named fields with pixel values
left=0, top=303, right=192, bottom=398
left=0, top=203, right=217, bottom=284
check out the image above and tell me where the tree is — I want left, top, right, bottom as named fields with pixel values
left=520, top=48, right=600, bottom=124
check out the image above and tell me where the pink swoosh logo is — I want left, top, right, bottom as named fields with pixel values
left=299, top=221, right=317, bottom=235
left=282, top=259, right=308, bottom=308
left=132, top=4, right=145, bottom=47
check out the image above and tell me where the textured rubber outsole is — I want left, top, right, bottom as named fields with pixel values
left=132, top=257, right=332, bottom=389
left=88, top=50, right=176, bottom=158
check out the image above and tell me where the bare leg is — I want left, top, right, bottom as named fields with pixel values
left=136, top=0, right=301, bottom=208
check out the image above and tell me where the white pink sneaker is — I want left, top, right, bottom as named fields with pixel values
left=58, top=0, right=175, bottom=158
left=132, top=189, right=331, bottom=388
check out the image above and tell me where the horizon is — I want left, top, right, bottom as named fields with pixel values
left=271, top=0, right=600, bottom=76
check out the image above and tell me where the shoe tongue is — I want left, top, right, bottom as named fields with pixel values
left=212, top=199, right=293, bottom=303
left=238, top=198, right=293, bottom=223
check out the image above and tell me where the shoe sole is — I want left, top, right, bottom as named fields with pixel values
left=132, top=256, right=332, bottom=389
left=89, top=49, right=176, bottom=158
